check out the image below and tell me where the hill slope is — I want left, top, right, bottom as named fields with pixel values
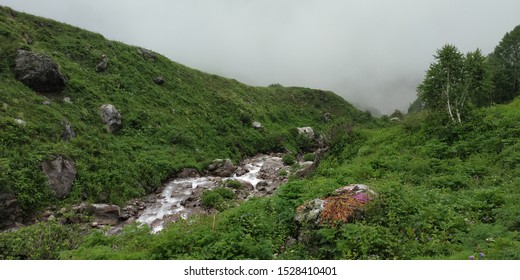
left=0, top=6, right=366, bottom=221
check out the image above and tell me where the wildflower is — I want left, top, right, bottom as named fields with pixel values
left=479, top=252, right=485, bottom=258
left=469, top=255, right=475, bottom=260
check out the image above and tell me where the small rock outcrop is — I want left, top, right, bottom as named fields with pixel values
left=297, top=127, right=315, bottom=139
left=137, top=48, right=157, bottom=61
left=13, top=118, right=26, bottom=126
left=99, top=104, right=121, bottom=132
left=206, top=159, right=237, bottom=177
left=86, top=204, right=121, bottom=225
left=14, top=50, right=66, bottom=93
left=61, top=120, right=76, bottom=140
left=0, top=192, right=23, bottom=230
left=95, top=54, right=108, bottom=72
left=176, top=168, right=200, bottom=179
left=252, top=121, right=264, bottom=130
left=41, top=156, right=77, bottom=198
left=323, top=112, right=331, bottom=122
left=295, top=184, right=376, bottom=240
left=153, top=76, right=165, bottom=85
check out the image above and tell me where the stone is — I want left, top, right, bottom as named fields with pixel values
left=95, top=54, right=108, bottom=72
left=176, top=168, right=200, bottom=178
left=99, top=104, right=121, bottom=132
left=86, top=204, right=121, bottom=225
left=61, top=120, right=76, bottom=140
left=207, top=159, right=237, bottom=177
left=41, top=156, right=77, bottom=198
left=13, top=118, right=26, bottom=126
left=295, top=198, right=325, bottom=225
left=323, top=112, right=332, bottom=122
left=14, top=50, right=66, bottom=93
left=153, top=76, right=165, bottom=85
left=42, top=100, right=51, bottom=105
left=259, top=158, right=284, bottom=180
left=252, top=121, right=264, bottom=130
left=297, top=127, right=315, bottom=139
left=63, top=97, right=72, bottom=104
left=334, top=184, right=376, bottom=197
left=0, top=192, right=23, bottom=230
left=137, top=48, right=157, bottom=61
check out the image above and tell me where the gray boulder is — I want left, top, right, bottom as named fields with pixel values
left=61, top=120, right=76, bottom=140
left=252, top=121, right=264, bottom=130
left=295, top=198, right=325, bottom=226
left=207, top=159, right=237, bottom=177
left=41, top=156, right=77, bottom=198
left=176, top=168, right=200, bottom=178
left=137, top=48, right=157, bottom=61
left=99, top=104, right=121, bottom=132
left=0, top=192, right=23, bottom=230
left=86, top=204, right=121, bottom=225
left=95, top=54, right=108, bottom=72
left=14, top=50, right=66, bottom=93
left=153, top=76, right=165, bottom=85
left=297, top=127, right=315, bottom=139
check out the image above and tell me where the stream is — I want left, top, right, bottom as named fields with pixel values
left=136, top=154, right=291, bottom=232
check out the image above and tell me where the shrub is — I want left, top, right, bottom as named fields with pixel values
left=282, top=154, right=296, bottom=165
left=224, top=179, right=243, bottom=189
left=303, top=153, right=315, bottom=162
left=200, top=187, right=236, bottom=211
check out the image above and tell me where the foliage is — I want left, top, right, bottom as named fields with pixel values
left=200, top=187, right=236, bottom=211
left=489, top=25, right=520, bottom=103
left=303, top=153, right=315, bottom=162
left=282, top=154, right=296, bottom=165
left=417, top=45, right=493, bottom=124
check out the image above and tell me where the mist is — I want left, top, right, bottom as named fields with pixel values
left=1, top=0, right=519, bottom=114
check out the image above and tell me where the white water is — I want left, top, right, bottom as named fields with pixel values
left=137, top=155, right=283, bottom=232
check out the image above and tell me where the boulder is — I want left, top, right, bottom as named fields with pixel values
left=259, top=158, right=284, bottom=180
left=41, top=156, right=77, bottom=198
left=295, top=198, right=325, bottom=226
left=176, top=168, right=200, bottom=178
left=252, top=121, right=264, bottom=130
left=323, top=112, right=332, bottom=122
left=14, top=50, right=66, bottom=93
left=13, top=118, right=26, bottom=126
left=86, top=204, right=121, bottom=225
left=207, top=159, right=237, bottom=177
left=0, top=192, right=23, bottom=230
left=95, top=54, right=108, bottom=72
left=297, top=127, right=315, bottom=139
left=63, top=97, right=72, bottom=104
left=61, top=120, right=76, bottom=140
left=99, top=104, right=121, bottom=132
left=153, top=76, right=165, bottom=85
left=137, top=48, right=157, bottom=61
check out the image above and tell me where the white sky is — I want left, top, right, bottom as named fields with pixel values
left=1, top=0, right=519, bottom=114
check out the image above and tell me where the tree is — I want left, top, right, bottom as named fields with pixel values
left=489, top=25, right=520, bottom=103
left=417, top=45, right=493, bottom=124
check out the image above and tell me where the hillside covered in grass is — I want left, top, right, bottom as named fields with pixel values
left=0, top=5, right=366, bottom=219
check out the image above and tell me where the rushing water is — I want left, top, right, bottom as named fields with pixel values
left=137, top=154, right=284, bottom=232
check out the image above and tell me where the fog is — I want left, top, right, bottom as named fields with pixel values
left=1, top=0, right=519, bottom=114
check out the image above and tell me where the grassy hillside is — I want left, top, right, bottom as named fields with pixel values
left=0, top=5, right=366, bottom=217
left=52, top=97, right=519, bottom=260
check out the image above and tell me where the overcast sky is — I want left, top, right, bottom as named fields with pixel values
left=1, top=0, right=519, bottom=114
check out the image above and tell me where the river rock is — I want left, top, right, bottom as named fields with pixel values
left=14, top=50, right=66, bottom=93
left=176, top=168, right=200, bottom=178
left=41, top=156, right=77, bottom=198
left=87, top=204, right=121, bottom=225
left=0, top=192, right=23, bottom=230
left=99, top=104, right=121, bottom=132
left=95, top=54, right=108, bottom=72
left=207, top=159, right=236, bottom=177
left=259, top=158, right=284, bottom=180
left=297, top=127, right=315, bottom=139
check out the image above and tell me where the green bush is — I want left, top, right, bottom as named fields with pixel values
left=303, top=153, right=315, bottom=162
left=282, top=154, right=296, bottom=165
left=200, top=187, right=236, bottom=211
left=224, top=179, right=243, bottom=189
